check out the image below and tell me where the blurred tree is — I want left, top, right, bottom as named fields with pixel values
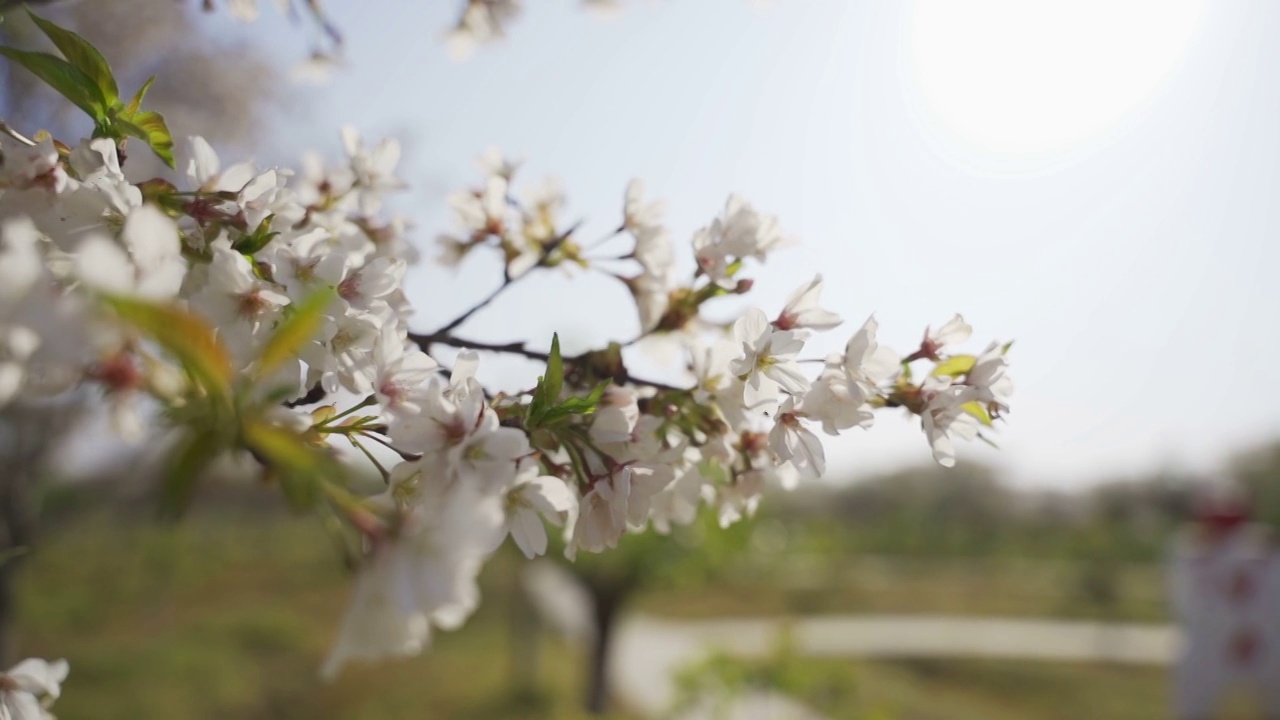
left=0, top=0, right=283, bottom=665
left=1231, top=441, right=1280, bottom=528
left=0, top=400, right=82, bottom=664
left=551, top=513, right=755, bottom=715
left=0, top=0, right=282, bottom=176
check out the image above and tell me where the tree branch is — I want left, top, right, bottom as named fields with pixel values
left=423, top=220, right=583, bottom=337
left=410, top=332, right=688, bottom=394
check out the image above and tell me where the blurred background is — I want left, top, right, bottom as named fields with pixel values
left=2, top=0, right=1279, bottom=717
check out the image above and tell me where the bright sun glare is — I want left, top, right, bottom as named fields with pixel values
left=906, top=0, right=1205, bottom=157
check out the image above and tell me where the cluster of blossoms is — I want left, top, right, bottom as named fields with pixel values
left=444, top=0, right=627, bottom=58
left=0, top=10, right=1013, bottom=691
left=207, top=0, right=624, bottom=62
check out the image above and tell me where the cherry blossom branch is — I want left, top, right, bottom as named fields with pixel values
left=426, top=220, right=582, bottom=337
left=409, top=331, right=688, bottom=394
left=431, top=276, right=516, bottom=337
left=411, top=333, right=548, bottom=362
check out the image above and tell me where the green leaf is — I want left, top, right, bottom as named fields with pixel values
left=242, top=418, right=342, bottom=510
left=116, top=109, right=174, bottom=168
left=1001, top=340, right=1015, bottom=355
left=538, top=381, right=610, bottom=426
left=0, top=47, right=106, bottom=120
left=528, top=333, right=565, bottom=424
left=961, top=401, right=993, bottom=426
left=136, top=177, right=178, bottom=203
left=931, top=354, right=976, bottom=379
left=27, top=10, right=118, bottom=104
left=107, top=296, right=233, bottom=404
left=543, top=333, right=564, bottom=404
left=233, top=214, right=279, bottom=255
left=255, top=287, right=337, bottom=380
left=160, top=429, right=222, bottom=518
left=125, top=75, right=156, bottom=116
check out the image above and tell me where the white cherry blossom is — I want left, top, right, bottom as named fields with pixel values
left=769, top=397, right=825, bottom=482
left=967, top=341, right=1014, bottom=410
left=775, top=274, right=841, bottom=331
left=623, top=178, right=665, bottom=234
left=920, top=379, right=983, bottom=468
left=503, top=473, right=577, bottom=558
left=0, top=657, right=68, bottom=720
left=342, top=126, right=406, bottom=216
left=729, top=308, right=809, bottom=409
left=921, top=313, right=973, bottom=358
left=74, top=204, right=186, bottom=300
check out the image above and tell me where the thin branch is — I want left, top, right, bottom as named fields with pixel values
left=431, top=277, right=513, bottom=337
left=410, top=333, right=550, bottom=362
left=582, top=225, right=624, bottom=253
left=410, top=332, right=688, bottom=394
left=425, top=219, right=583, bottom=337
left=284, top=382, right=327, bottom=408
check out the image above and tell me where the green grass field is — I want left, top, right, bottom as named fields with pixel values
left=18, top=508, right=627, bottom=719
left=8, top=503, right=1198, bottom=719
left=636, top=555, right=1168, bottom=623
left=674, top=654, right=1180, bottom=720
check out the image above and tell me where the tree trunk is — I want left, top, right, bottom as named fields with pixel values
left=0, top=399, right=78, bottom=666
left=507, top=578, right=539, bottom=698
left=585, top=584, right=621, bottom=716
left=0, top=461, right=32, bottom=667
left=0, top=406, right=44, bottom=667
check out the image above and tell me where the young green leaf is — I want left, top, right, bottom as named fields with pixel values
left=960, top=400, right=993, bottom=426
left=537, top=381, right=610, bottom=426
left=233, top=214, right=279, bottom=254
left=27, top=10, right=118, bottom=105
left=124, top=75, right=156, bottom=116
left=931, top=354, right=976, bottom=379
left=242, top=418, right=343, bottom=510
left=116, top=109, right=174, bottom=168
left=160, top=428, right=222, bottom=519
left=528, top=333, right=565, bottom=424
left=254, top=287, right=337, bottom=380
left=0, top=47, right=106, bottom=120
left=107, top=296, right=233, bottom=404
left=543, top=333, right=564, bottom=405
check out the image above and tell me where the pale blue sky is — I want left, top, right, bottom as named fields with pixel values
left=191, top=1, right=1280, bottom=487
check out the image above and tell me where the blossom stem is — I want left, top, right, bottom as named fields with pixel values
left=321, top=475, right=386, bottom=540
left=345, top=435, right=391, bottom=483
left=315, top=394, right=377, bottom=428
left=0, top=120, right=35, bottom=147
left=356, top=430, right=422, bottom=461
left=582, top=226, right=623, bottom=253
left=559, top=435, right=593, bottom=489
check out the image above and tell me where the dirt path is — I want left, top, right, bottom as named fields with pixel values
left=522, top=562, right=1178, bottom=718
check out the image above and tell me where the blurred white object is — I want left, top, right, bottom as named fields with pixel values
left=521, top=559, right=593, bottom=641
left=1168, top=488, right=1280, bottom=718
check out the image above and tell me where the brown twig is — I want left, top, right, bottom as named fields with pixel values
left=410, top=332, right=688, bottom=394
